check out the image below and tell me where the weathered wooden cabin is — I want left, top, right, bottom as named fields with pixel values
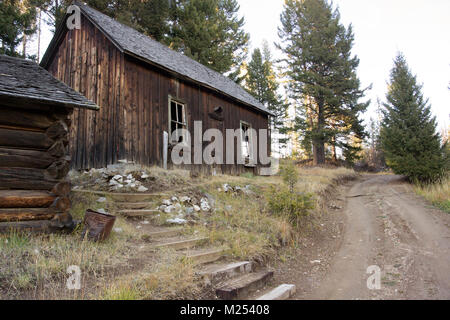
left=41, top=2, right=273, bottom=175
left=0, top=54, right=99, bottom=232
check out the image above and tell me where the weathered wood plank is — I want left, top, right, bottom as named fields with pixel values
left=0, top=147, right=55, bottom=168
left=0, top=220, right=52, bottom=232
left=0, top=107, right=54, bottom=129
left=0, top=190, right=56, bottom=208
left=0, top=208, right=58, bottom=222
left=0, top=168, right=59, bottom=190
left=0, top=127, right=54, bottom=149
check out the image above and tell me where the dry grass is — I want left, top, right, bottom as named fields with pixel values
left=0, top=191, right=136, bottom=299
left=189, top=165, right=358, bottom=262
left=0, top=164, right=357, bottom=300
left=101, top=249, right=201, bottom=300
left=414, top=176, right=450, bottom=213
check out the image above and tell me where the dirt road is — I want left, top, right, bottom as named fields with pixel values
left=306, top=175, right=450, bottom=300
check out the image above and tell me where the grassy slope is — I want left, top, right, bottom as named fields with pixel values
left=0, top=166, right=357, bottom=300
left=414, top=176, right=450, bottom=213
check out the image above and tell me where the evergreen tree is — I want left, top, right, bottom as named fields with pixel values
left=277, top=0, right=369, bottom=165
left=381, top=53, right=445, bottom=182
left=169, top=0, right=249, bottom=76
left=246, top=44, right=288, bottom=149
left=0, top=0, right=37, bottom=56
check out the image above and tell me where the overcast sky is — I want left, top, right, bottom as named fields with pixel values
left=237, top=0, right=450, bottom=131
left=35, top=0, right=449, bottom=131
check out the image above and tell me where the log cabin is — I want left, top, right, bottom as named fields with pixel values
left=40, top=2, right=274, bottom=175
left=0, top=54, right=99, bottom=232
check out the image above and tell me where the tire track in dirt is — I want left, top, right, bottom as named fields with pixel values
left=306, top=175, right=450, bottom=300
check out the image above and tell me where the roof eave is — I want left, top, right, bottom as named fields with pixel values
left=0, top=91, right=100, bottom=110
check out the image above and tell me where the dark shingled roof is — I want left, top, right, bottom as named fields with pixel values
left=42, top=2, right=272, bottom=116
left=0, top=54, right=99, bottom=110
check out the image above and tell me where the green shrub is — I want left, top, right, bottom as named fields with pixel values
left=267, top=187, right=315, bottom=226
left=279, top=162, right=299, bottom=192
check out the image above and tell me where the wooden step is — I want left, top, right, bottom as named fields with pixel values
left=152, top=236, right=208, bottom=250
left=216, top=271, right=274, bottom=300
left=199, top=261, right=253, bottom=283
left=118, top=209, right=159, bottom=217
left=184, top=248, right=226, bottom=265
left=115, top=202, right=156, bottom=210
left=0, top=190, right=56, bottom=208
left=72, top=190, right=167, bottom=202
left=142, top=227, right=183, bottom=239
left=255, top=284, right=296, bottom=300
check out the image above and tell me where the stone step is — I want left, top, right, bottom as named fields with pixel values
left=115, top=202, right=157, bottom=210
left=255, top=284, right=296, bottom=300
left=199, top=261, right=253, bottom=283
left=152, top=236, right=208, bottom=250
left=216, top=271, right=274, bottom=300
left=118, top=209, right=160, bottom=217
left=142, top=227, right=183, bottom=239
left=184, top=248, right=226, bottom=265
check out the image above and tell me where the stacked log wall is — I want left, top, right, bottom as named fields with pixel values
left=0, top=104, right=73, bottom=229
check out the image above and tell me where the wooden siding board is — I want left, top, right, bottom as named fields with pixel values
left=44, top=16, right=269, bottom=173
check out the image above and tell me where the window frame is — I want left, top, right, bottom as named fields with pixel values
left=240, top=120, right=254, bottom=164
left=168, top=96, right=188, bottom=145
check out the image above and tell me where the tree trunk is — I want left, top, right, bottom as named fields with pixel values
left=313, top=101, right=326, bottom=165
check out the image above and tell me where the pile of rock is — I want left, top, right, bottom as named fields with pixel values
left=218, top=184, right=253, bottom=195
left=158, top=195, right=213, bottom=225
left=108, top=173, right=149, bottom=192
left=74, top=163, right=152, bottom=192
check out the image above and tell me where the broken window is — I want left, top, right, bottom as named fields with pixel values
left=169, top=98, right=187, bottom=144
left=240, top=121, right=253, bottom=163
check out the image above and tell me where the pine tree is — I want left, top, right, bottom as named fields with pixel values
left=0, top=0, right=37, bottom=56
left=277, top=0, right=369, bottom=165
left=169, top=0, right=249, bottom=76
left=381, top=54, right=445, bottom=183
left=246, top=44, right=288, bottom=149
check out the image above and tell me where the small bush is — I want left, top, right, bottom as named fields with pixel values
left=267, top=187, right=315, bottom=226
left=279, top=162, right=299, bottom=192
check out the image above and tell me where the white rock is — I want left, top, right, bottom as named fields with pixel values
left=185, top=207, right=194, bottom=214
left=137, top=186, right=148, bottom=192
left=171, top=196, right=179, bottom=202
left=193, top=205, right=201, bottom=212
left=310, top=260, right=321, bottom=264
left=136, top=225, right=142, bottom=229
left=118, top=159, right=128, bottom=164
left=141, top=172, right=149, bottom=179
left=200, top=198, right=210, bottom=211
left=112, top=175, right=123, bottom=182
left=127, top=174, right=133, bottom=180
left=97, top=208, right=107, bottom=214
left=162, top=199, right=172, bottom=206
left=174, top=203, right=182, bottom=210
left=141, top=220, right=150, bottom=225
left=164, top=205, right=176, bottom=213
left=180, top=196, right=190, bottom=203
left=96, top=197, right=107, bottom=203
left=114, top=227, right=123, bottom=233
left=166, top=218, right=187, bottom=225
